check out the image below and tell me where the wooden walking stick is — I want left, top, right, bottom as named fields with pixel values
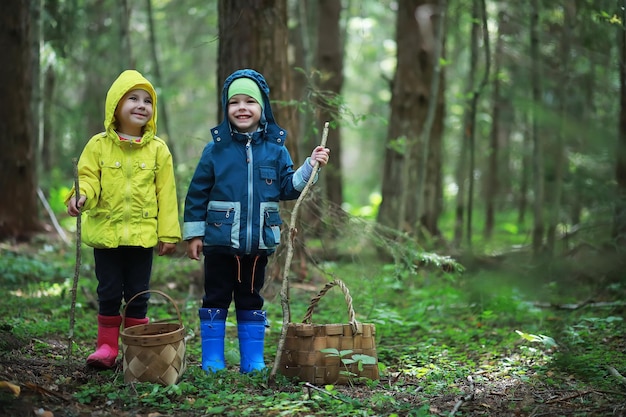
left=270, top=122, right=329, bottom=381
left=67, top=158, right=82, bottom=359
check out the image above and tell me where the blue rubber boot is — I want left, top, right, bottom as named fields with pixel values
left=236, top=310, right=267, bottom=373
left=199, top=308, right=227, bottom=372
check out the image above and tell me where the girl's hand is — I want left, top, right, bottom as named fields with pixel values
left=158, top=242, right=177, bottom=256
left=67, top=195, right=87, bottom=217
left=309, top=146, right=330, bottom=167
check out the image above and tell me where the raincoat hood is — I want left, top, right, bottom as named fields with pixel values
left=104, top=70, right=158, bottom=142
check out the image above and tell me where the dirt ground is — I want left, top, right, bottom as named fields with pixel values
left=1, top=330, right=625, bottom=417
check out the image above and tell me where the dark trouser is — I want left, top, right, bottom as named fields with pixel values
left=94, top=246, right=153, bottom=318
left=202, top=253, right=267, bottom=310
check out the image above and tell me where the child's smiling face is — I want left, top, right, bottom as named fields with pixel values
left=227, top=94, right=262, bottom=133
left=115, top=89, right=153, bottom=136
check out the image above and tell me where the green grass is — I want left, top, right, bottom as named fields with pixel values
left=1, top=227, right=625, bottom=416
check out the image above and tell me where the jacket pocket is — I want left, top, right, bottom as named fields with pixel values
left=99, top=160, right=123, bottom=202
left=205, top=201, right=239, bottom=248
left=136, top=160, right=156, bottom=182
left=259, top=166, right=280, bottom=199
left=82, top=210, right=116, bottom=249
left=140, top=204, right=158, bottom=247
left=259, top=202, right=282, bottom=249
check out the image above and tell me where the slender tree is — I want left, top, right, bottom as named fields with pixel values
left=315, top=0, right=344, bottom=208
left=614, top=0, right=626, bottom=245
left=544, top=0, right=573, bottom=254
left=484, top=10, right=505, bottom=240
left=530, top=0, right=545, bottom=256
left=0, top=1, right=40, bottom=239
left=146, top=0, right=178, bottom=163
left=453, top=0, right=480, bottom=246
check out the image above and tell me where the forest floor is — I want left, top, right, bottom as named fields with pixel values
left=1, top=335, right=625, bottom=417
left=1, top=233, right=626, bottom=416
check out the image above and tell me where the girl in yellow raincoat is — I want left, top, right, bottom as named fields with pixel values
left=66, top=70, right=181, bottom=369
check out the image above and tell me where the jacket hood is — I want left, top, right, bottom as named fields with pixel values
left=104, top=70, right=158, bottom=141
left=212, top=69, right=287, bottom=147
left=221, top=69, right=276, bottom=129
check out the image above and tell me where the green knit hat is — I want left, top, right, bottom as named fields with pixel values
left=227, top=77, right=264, bottom=109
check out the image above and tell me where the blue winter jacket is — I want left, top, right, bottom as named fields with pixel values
left=183, top=69, right=315, bottom=255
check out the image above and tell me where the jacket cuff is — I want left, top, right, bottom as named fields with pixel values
left=183, top=222, right=205, bottom=241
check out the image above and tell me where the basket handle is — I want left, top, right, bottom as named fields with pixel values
left=122, top=289, right=183, bottom=327
left=302, top=279, right=360, bottom=334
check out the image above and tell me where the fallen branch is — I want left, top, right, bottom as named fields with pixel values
left=607, top=366, right=626, bottom=387
left=303, top=382, right=348, bottom=402
left=533, top=300, right=626, bottom=310
left=270, top=122, right=329, bottom=382
left=545, top=389, right=594, bottom=404
left=24, top=382, right=71, bottom=402
left=37, top=187, right=70, bottom=245
left=449, top=375, right=475, bottom=416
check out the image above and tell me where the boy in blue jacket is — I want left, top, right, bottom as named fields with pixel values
left=183, top=69, right=330, bottom=373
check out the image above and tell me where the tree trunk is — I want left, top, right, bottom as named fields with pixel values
left=453, top=0, right=480, bottom=246
left=146, top=0, right=179, bottom=164
left=530, top=0, right=545, bottom=256
left=377, top=0, right=445, bottom=238
left=484, top=10, right=505, bottom=240
left=545, top=0, right=573, bottom=254
left=0, top=1, right=40, bottom=240
left=518, top=119, right=530, bottom=226
left=119, top=0, right=132, bottom=68
left=614, top=0, right=626, bottom=245
left=218, top=0, right=296, bottom=159
left=316, top=0, right=344, bottom=208
left=290, top=0, right=317, bottom=159
left=79, top=0, right=116, bottom=157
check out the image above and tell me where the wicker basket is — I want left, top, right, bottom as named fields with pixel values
left=277, top=279, right=379, bottom=385
left=120, top=290, right=186, bottom=386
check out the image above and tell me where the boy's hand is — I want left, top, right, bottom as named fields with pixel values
left=186, top=237, right=203, bottom=260
left=158, top=242, right=177, bottom=256
left=309, top=146, right=330, bottom=167
left=67, top=195, right=87, bottom=217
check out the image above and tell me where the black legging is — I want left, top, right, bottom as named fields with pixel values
left=94, top=246, right=153, bottom=317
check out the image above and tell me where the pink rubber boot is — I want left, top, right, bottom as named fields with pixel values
left=124, top=317, right=149, bottom=329
left=86, top=315, right=122, bottom=369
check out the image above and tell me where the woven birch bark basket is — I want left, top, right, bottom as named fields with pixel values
left=277, top=279, right=379, bottom=384
left=120, top=290, right=186, bottom=386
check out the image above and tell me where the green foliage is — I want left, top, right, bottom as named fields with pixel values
left=321, top=348, right=378, bottom=387
left=0, top=250, right=67, bottom=285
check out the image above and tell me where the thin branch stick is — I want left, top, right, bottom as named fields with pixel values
left=270, top=122, right=329, bottom=381
left=37, top=187, right=70, bottom=245
left=67, top=158, right=82, bottom=360
left=303, top=382, right=348, bottom=402
left=545, top=390, right=595, bottom=404
left=449, top=375, right=475, bottom=416
left=607, top=366, right=626, bottom=386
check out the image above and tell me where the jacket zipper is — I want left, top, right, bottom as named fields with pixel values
left=124, top=142, right=133, bottom=242
left=245, top=136, right=253, bottom=253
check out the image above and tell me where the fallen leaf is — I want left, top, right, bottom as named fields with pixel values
left=0, top=380, right=20, bottom=397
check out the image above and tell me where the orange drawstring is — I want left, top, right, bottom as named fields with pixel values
left=250, top=255, right=260, bottom=293
left=235, top=255, right=242, bottom=284
left=235, top=255, right=260, bottom=293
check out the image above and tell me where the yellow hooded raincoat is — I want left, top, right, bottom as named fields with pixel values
left=66, top=70, right=181, bottom=248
